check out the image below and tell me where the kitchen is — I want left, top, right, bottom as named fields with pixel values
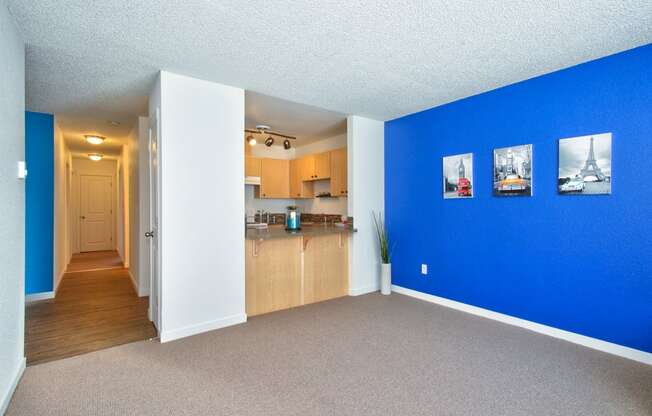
left=243, top=93, right=354, bottom=316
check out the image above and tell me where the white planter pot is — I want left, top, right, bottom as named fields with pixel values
left=380, top=263, right=392, bottom=295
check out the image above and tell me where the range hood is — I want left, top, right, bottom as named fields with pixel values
left=245, top=176, right=261, bottom=186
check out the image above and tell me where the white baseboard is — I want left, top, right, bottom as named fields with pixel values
left=127, top=270, right=139, bottom=296
left=160, top=313, right=247, bottom=343
left=25, top=291, right=54, bottom=303
left=392, top=285, right=652, bottom=366
left=349, top=283, right=379, bottom=296
left=54, top=270, right=65, bottom=294
left=1, top=357, right=26, bottom=415
left=137, top=285, right=149, bottom=298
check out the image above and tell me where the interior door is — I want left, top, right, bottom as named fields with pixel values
left=80, top=175, right=113, bottom=252
left=147, top=109, right=161, bottom=331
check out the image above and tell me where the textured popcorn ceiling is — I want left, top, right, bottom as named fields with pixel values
left=7, top=0, right=652, bottom=133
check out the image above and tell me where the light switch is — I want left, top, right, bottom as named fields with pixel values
left=421, top=264, right=428, bottom=275
left=17, top=161, right=27, bottom=179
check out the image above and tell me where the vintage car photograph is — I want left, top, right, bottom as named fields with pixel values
left=558, top=133, right=612, bottom=195
left=493, top=144, right=532, bottom=196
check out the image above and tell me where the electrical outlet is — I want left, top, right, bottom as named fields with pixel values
left=421, top=264, right=428, bottom=275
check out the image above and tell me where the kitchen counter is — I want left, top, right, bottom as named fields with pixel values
left=246, top=224, right=355, bottom=240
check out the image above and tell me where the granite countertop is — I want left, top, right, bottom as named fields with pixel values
left=246, top=224, right=356, bottom=240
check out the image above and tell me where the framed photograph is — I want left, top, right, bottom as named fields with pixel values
left=493, top=144, right=533, bottom=196
left=558, top=133, right=612, bottom=195
left=443, top=153, right=473, bottom=199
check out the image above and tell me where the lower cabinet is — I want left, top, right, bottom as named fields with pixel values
left=245, top=234, right=349, bottom=317
left=303, top=234, right=349, bottom=304
left=245, top=237, right=302, bottom=317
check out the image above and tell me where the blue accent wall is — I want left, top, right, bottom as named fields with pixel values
left=385, top=44, right=652, bottom=353
left=25, top=111, right=54, bottom=295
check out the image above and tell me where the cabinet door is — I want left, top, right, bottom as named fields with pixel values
left=290, top=159, right=301, bottom=197
left=260, top=159, right=290, bottom=198
left=245, top=156, right=261, bottom=177
left=299, top=156, right=314, bottom=181
left=246, top=238, right=302, bottom=316
left=313, top=152, right=331, bottom=179
left=303, top=234, right=349, bottom=304
left=329, top=148, right=347, bottom=196
left=290, top=159, right=313, bottom=198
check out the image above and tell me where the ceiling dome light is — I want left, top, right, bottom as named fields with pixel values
left=264, top=136, right=274, bottom=147
left=88, top=153, right=103, bottom=161
left=247, top=135, right=257, bottom=146
left=85, top=135, right=105, bottom=145
left=283, top=139, right=291, bottom=150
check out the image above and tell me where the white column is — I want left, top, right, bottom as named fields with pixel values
left=347, top=115, right=385, bottom=295
left=157, top=71, right=245, bottom=341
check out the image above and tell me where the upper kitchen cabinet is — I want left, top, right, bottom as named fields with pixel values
left=290, top=159, right=314, bottom=198
left=300, top=152, right=331, bottom=181
left=259, top=158, right=290, bottom=198
left=330, top=148, right=348, bottom=196
left=313, top=152, right=331, bottom=179
left=245, top=156, right=262, bottom=177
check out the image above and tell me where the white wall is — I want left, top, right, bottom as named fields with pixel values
left=347, top=115, right=385, bottom=295
left=0, top=3, right=25, bottom=413
left=156, top=71, right=245, bottom=342
left=53, top=119, right=70, bottom=290
left=136, top=116, right=149, bottom=296
left=250, top=142, right=295, bottom=159
left=245, top=185, right=295, bottom=217
left=294, top=133, right=347, bottom=158
left=296, top=181, right=348, bottom=216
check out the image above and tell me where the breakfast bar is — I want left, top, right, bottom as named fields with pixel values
left=245, top=224, right=354, bottom=316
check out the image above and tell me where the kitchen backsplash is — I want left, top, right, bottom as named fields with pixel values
left=251, top=213, right=352, bottom=225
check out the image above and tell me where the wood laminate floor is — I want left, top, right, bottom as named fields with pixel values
left=66, top=250, right=124, bottom=273
left=26, top=266, right=156, bottom=366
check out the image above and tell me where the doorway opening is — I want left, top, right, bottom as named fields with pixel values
left=24, top=113, right=158, bottom=365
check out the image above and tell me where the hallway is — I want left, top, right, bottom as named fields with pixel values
left=25, top=264, right=156, bottom=366
left=65, top=250, right=125, bottom=273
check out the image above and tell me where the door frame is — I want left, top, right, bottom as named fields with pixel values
left=147, top=108, right=162, bottom=332
left=78, top=173, right=115, bottom=253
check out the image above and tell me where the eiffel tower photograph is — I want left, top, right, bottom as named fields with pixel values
left=558, top=133, right=612, bottom=195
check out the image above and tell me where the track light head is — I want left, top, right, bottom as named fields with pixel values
left=283, top=139, right=291, bottom=150
left=265, top=136, right=274, bottom=147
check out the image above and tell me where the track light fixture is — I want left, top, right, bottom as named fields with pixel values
left=244, top=125, right=296, bottom=150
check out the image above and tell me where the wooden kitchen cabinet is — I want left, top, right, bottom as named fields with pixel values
left=303, top=234, right=349, bottom=304
left=246, top=237, right=302, bottom=316
left=260, top=158, right=290, bottom=198
left=313, top=152, right=331, bottom=179
left=300, top=152, right=331, bottom=181
left=290, top=159, right=314, bottom=198
left=245, top=156, right=261, bottom=177
left=329, top=148, right=347, bottom=196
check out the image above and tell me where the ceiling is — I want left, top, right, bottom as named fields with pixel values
left=7, top=0, right=652, bottom=141
left=246, top=92, right=346, bottom=146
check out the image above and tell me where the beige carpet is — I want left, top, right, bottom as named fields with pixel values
left=8, top=293, right=652, bottom=415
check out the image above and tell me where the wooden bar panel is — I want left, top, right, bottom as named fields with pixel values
left=303, top=234, right=349, bottom=304
left=245, top=237, right=302, bottom=316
